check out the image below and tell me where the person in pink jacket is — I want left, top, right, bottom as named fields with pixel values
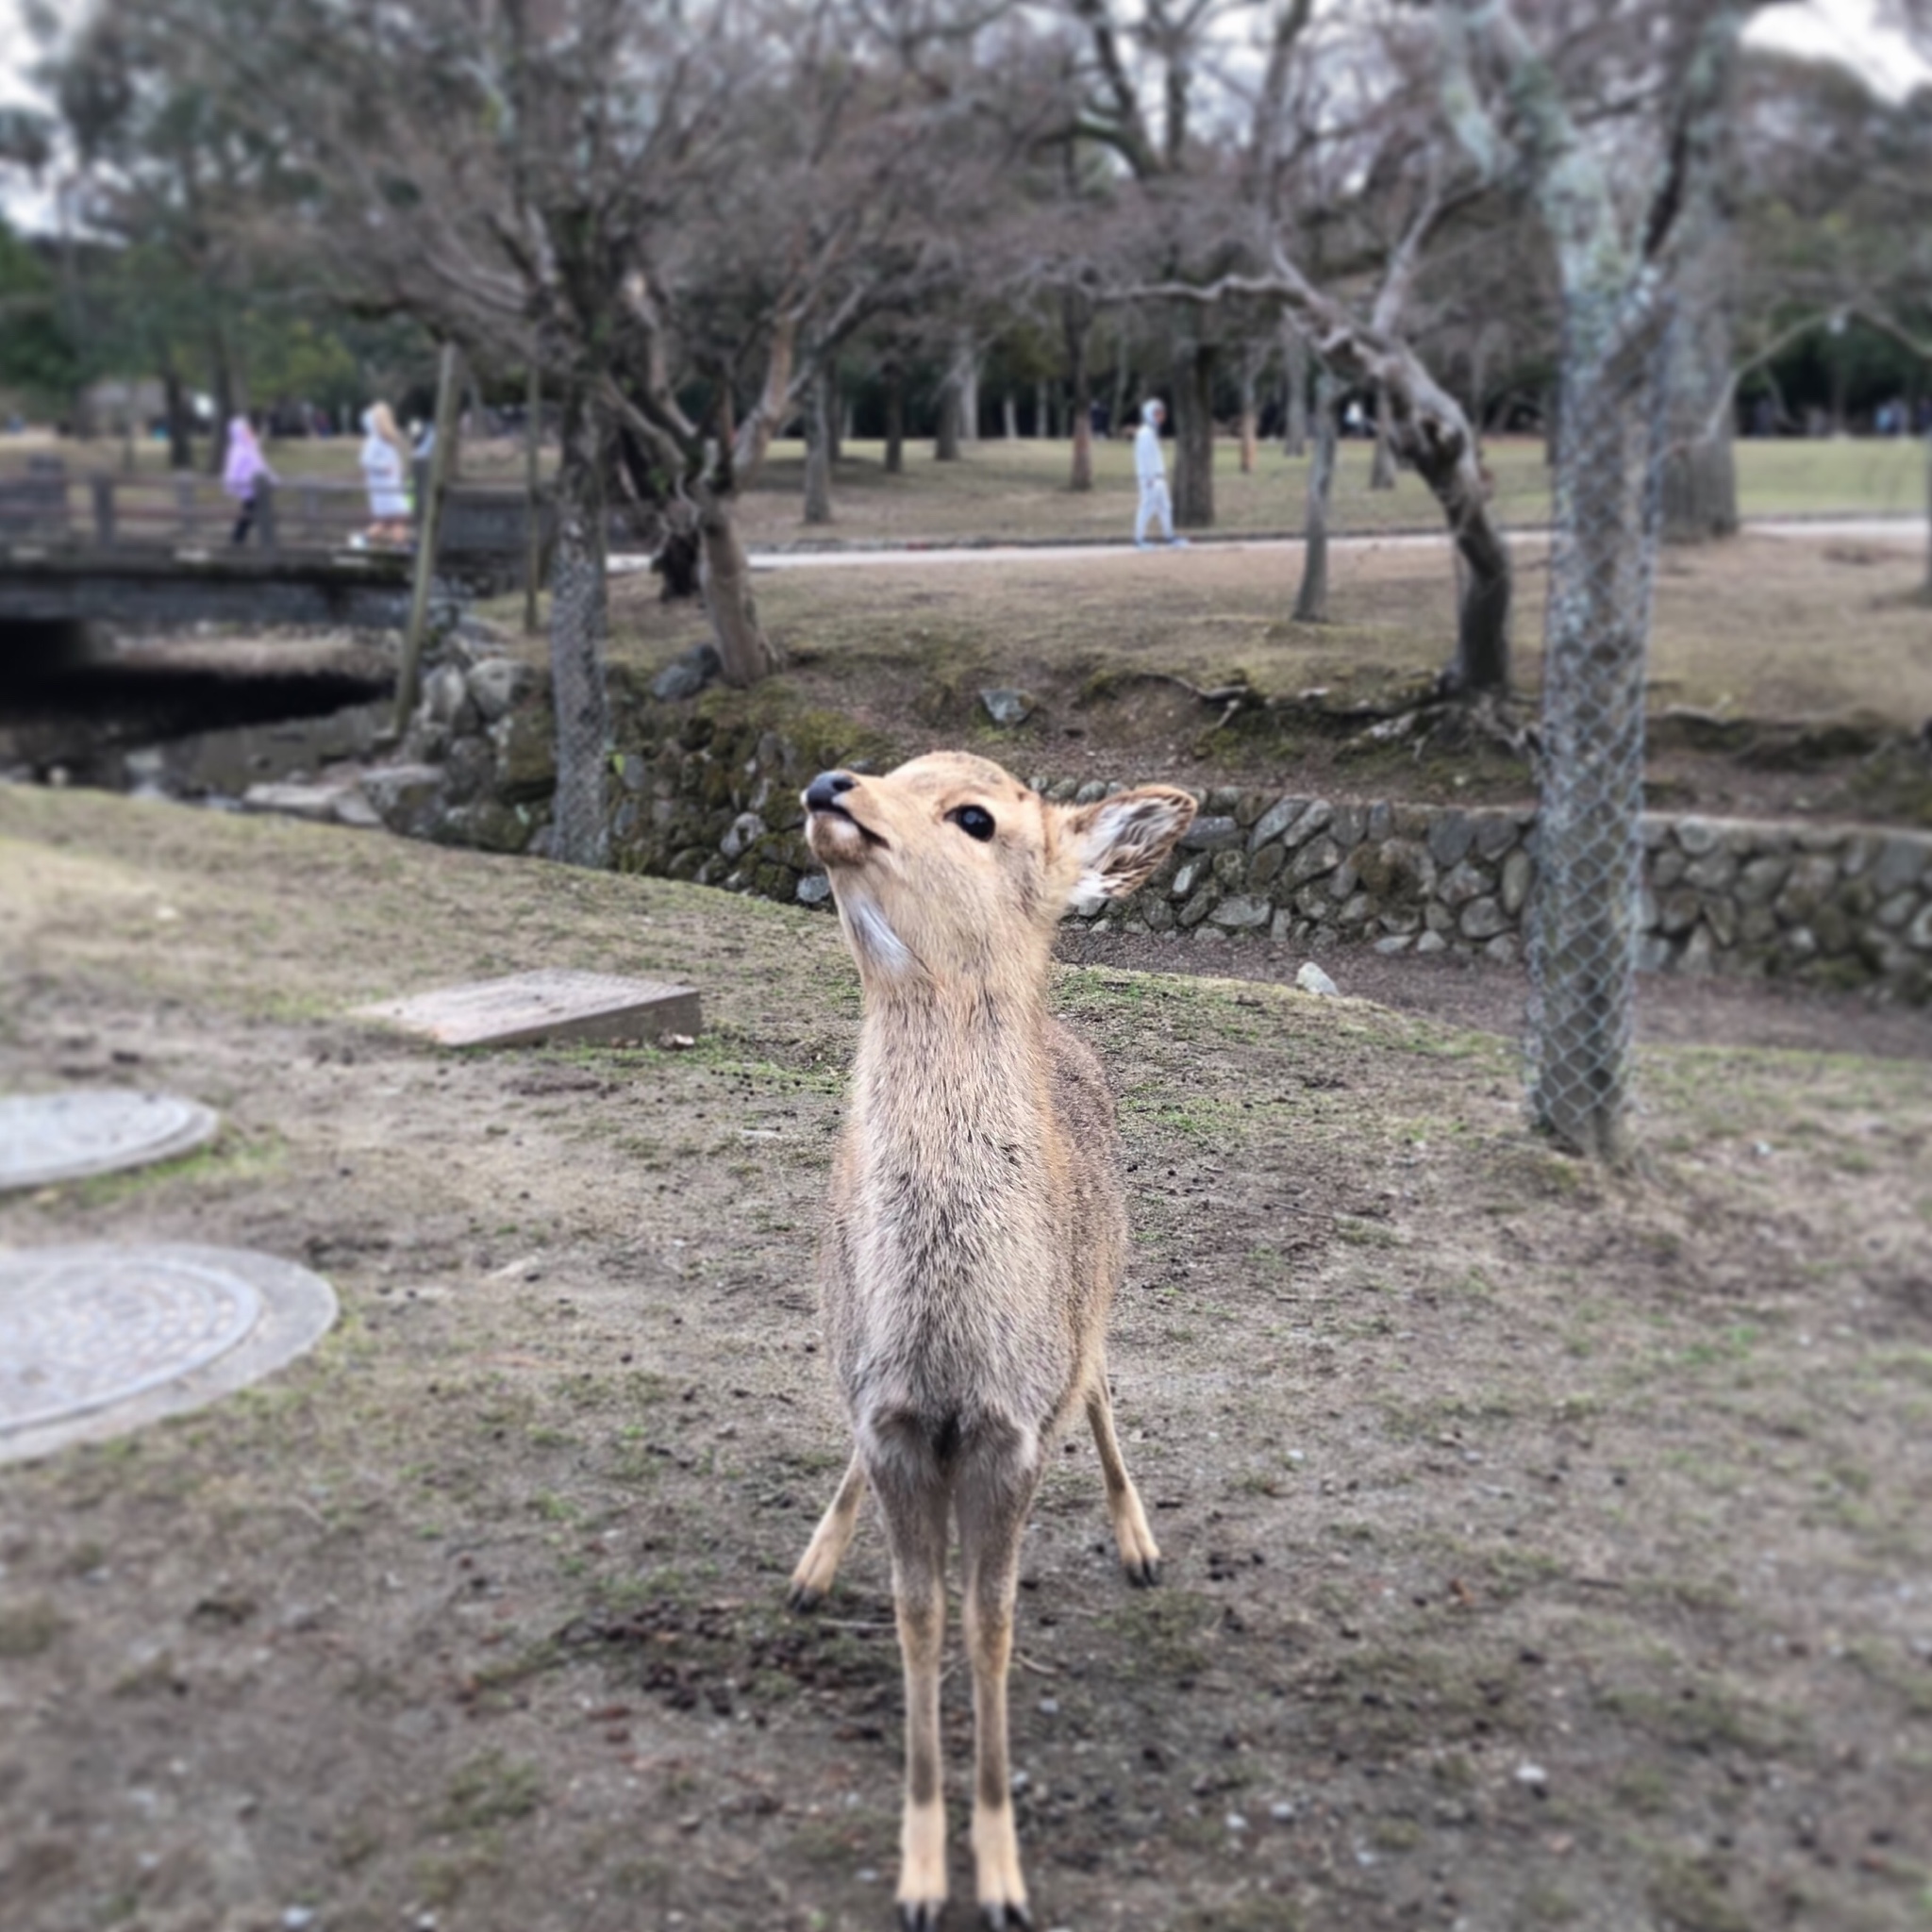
left=222, top=416, right=276, bottom=546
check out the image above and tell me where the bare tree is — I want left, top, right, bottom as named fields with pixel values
left=1441, top=0, right=1769, bottom=1159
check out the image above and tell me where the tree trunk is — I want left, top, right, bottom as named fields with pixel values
left=803, top=368, right=833, bottom=525
left=884, top=362, right=905, bottom=475
left=699, top=493, right=779, bottom=687
left=1111, top=326, right=1131, bottom=443
left=960, top=348, right=980, bottom=442
left=934, top=341, right=969, bottom=461
left=163, top=369, right=193, bottom=471
left=828, top=376, right=844, bottom=463
left=547, top=391, right=614, bottom=870
left=1293, top=373, right=1339, bottom=623
left=1068, top=322, right=1093, bottom=493
left=1661, top=197, right=1740, bottom=542
left=1171, top=339, right=1216, bottom=528
left=1282, top=324, right=1308, bottom=457
left=1238, top=344, right=1261, bottom=475
left=1003, top=392, right=1020, bottom=441
left=1368, top=383, right=1398, bottom=489
left=1528, top=299, right=1671, bottom=1162
left=1923, top=427, right=1931, bottom=604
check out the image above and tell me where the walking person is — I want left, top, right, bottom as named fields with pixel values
left=223, top=415, right=276, bottom=546
left=1133, top=399, right=1187, bottom=550
left=358, top=402, right=413, bottom=547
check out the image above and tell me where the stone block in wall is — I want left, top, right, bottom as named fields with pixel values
left=1738, top=903, right=1777, bottom=944
left=1172, top=857, right=1208, bottom=900
left=1735, top=855, right=1789, bottom=905
left=1366, top=802, right=1393, bottom=841
left=1378, top=907, right=1422, bottom=935
left=1908, top=903, right=1932, bottom=952
left=1352, top=839, right=1434, bottom=910
left=1657, top=890, right=1700, bottom=937
left=1683, top=849, right=1739, bottom=892
left=1482, top=934, right=1517, bottom=964
left=1774, top=855, right=1840, bottom=925
left=1637, top=933, right=1674, bottom=973
left=1250, top=844, right=1287, bottom=890
left=720, top=811, right=766, bottom=861
left=443, top=799, right=531, bottom=854
left=1248, top=796, right=1308, bottom=849
left=1652, top=848, right=1687, bottom=890
left=1235, top=790, right=1272, bottom=828
left=1212, top=849, right=1247, bottom=888
left=1427, top=811, right=1474, bottom=866
left=1424, top=901, right=1455, bottom=935
left=1680, top=924, right=1716, bottom=974
left=1438, top=858, right=1491, bottom=908
left=797, top=874, right=832, bottom=906
left=442, top=733, right=496, bottom=806
left=1707, top=898, right=1739, bottom=948
left=1330, top=804, right=1365, bottom=848
left=491, top=707, right=557, bottom=802
left=1874, top=836, right=1930, bottom=897
left=1337, top=892, right=1374, bottom=927
left=1375, top=933, right=1412, bottom=955
left=1286, top=801, right=1332, bottom=848
left=1416, top=930, right=1447, bottom=956
left=1327, top=858, right=1359, bottom=901
left=362, top=762, right=447, bottom=840
left=1142, top=895, right=1175, bottom=933
left=1474, top=814, right=1518, bottom=861
left=1178, top=883, right=1221, bottom=927
left=1676, top=817, right=1720, bottom=857
left=466, top=657, right=535, bottom=723
left=1181, top=815, right=1242, bottom=851
left=1209, top=895, right=1272, bottom=931
left=1459, top=896, right=1508, bottom=941
left=1281, top=835, right=1342, bottom=891
left=1500, top=849, right=1533, bottom=918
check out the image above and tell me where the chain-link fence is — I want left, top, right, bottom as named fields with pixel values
left=547, top=496, right=612, bottom=871
left=1525, top=290, right=1674, bottom=1162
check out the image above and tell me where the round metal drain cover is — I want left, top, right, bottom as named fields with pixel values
left=0, top=1244, right=337, bottom=1464
left=0, top=1090, right=221, bottom=1191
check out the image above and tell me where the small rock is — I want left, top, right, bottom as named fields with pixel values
left=1514, top=1762, right=1548, bottom=1790
left=1225, top=1813, right=1248, bottom=1834
left=1295, top=961, right=1339, bottom=996
left=1270, top=1801, right=1297, bottom=1823
left=652, top=643, right=723, bottom=702
left=796, top=874, right=832, bottom=907
left=980, top=688, right=1035, bottom=727
left=282, top=1911, right=317, bottom=1932
left=1038, top=1697, right=1059, bottom=1716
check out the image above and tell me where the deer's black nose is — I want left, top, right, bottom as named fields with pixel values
left=805, top=771, right=858, bottom=812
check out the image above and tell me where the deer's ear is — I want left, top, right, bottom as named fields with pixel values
left=1063, top=787, right=1198, bottom=905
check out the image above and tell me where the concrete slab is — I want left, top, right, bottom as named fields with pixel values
left=354, top=969, right=701, bottom=1049
left=0, top=1090, right=220, bottom=1191
left=0, top=1243, right=338, bottom=1464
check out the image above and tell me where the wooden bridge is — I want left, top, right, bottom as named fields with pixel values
left=0, top=457, right=545, bottom=642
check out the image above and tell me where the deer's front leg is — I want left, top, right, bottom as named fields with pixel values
left=958, top=1428, right=1042, bottom=1929
left=870, top=1437, right=952, bottom=1930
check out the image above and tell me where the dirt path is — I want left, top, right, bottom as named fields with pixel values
left=2, top=789, right=1929, bottom=1932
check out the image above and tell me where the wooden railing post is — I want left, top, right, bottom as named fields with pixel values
left=257, top=478, right=277, bottom=551
left=393, top=341, right=463, bottom=735
left=525, top=363, right=542, bottom=635
left=92, top=475, right=115, bottom=547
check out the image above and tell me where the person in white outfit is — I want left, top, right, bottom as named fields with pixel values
left=1133, top=399, right=1187, bottom=550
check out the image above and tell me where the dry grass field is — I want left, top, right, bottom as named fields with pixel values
left=1, top=787, right=1929, bottom=1932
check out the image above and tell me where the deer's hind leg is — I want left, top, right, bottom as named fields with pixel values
left=788, top=1449, right=868, bottom=1612
left=1085, top=1368, right=1161, bottom=1588
left=957, top=1424, right=1044, bottom=1929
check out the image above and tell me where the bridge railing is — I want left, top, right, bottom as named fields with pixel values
left=1, top=458, right=376, bottom=554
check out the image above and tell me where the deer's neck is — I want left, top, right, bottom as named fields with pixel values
left=849, top=978, right=1053, bottom=1160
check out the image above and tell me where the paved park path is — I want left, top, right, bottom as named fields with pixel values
left=609, top=513, right=1923, bottom=575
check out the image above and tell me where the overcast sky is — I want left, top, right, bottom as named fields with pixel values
left=2, top=0, right=1928, bottom=225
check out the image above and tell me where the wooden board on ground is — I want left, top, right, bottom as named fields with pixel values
left=354, top=970, right=700, bottom=1049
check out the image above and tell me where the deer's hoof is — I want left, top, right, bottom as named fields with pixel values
left=980, top=1905, right=1033, bottom=1930
left=898, top=1900, right=946, bottom=1931
left=786, top=1581, right=824, bottom=1614
left=1124, top=1557, right=1161, bottom=1590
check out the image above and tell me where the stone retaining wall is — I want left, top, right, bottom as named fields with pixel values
left=365, top=649, right=1932, bottom=1003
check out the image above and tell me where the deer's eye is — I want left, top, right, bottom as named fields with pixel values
left=948, top=805, right=996, bottom=842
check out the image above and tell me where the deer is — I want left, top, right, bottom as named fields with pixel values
left=786, top=750, right=1197, bottom=1930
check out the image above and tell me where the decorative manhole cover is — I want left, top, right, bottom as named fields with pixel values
left=0, top=1090, right=221, bottom=1191
left=0, top=1245, right=338, bottom=1463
